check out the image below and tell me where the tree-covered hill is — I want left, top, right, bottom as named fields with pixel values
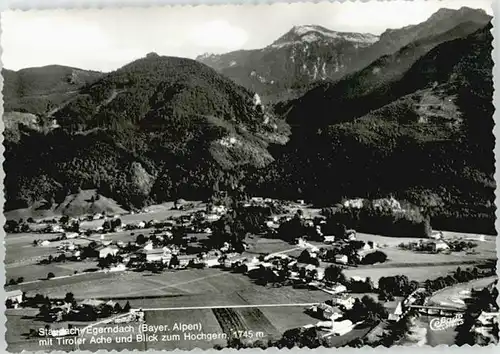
left=5, top=54, right=288, bottom=211
left=3, top=65, right=103, bottom=114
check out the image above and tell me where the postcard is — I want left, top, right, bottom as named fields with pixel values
left=2, top=0, right=498, bottom=351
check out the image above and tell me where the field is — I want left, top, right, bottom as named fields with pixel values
left=5, top=233, right=91, bottom=266
left=244, top=235, right=303, bottom=257
left=344, top=264, right=471, bottom=284
left=6, top=260, right=98, bottom=283
left=356, top=232, right=497, bottom=265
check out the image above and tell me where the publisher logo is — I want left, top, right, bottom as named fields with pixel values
left=429, top=314, right=464, bottom=331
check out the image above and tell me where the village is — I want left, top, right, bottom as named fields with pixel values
left=4, top=195, right=499, bottom=350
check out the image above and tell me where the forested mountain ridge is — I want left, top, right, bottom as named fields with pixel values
left=3, top=65, right=103, bottom=115
left=4, top=54, right=289, bottom=211
left=245, top=23, right=495, bottom=234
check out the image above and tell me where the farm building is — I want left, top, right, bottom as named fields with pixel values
left=343, top=199, right=365, bottom=209
left=330, top=320, right=355, bottom=336
left=64, top=232, right=79, bottom=239
left=477, top=312, right=500, bottom=326
left=431, top=241, right=450, bottom=252
left=98, top=245, right=119, bottom=258
left=324, top=236, right=336, bottom=244
left=335, top=254, right=348, bottom=264
left=177, top=254, right=197, bottom=266
left=430, top=231, right=443, bottom=240
left=324, top=283, right=347, bottom=294
left=50, top=225, right=64, bottom=233
left=6, top=289, right=23, bottom=305
left=308, top=303, right=342, bottom=320
left=331, top=294, right=355, bottom=310
left=206, top=214, right=220, bottom=221
left=138, top=248, right=171, bottom=263
left=372, top=197, right=402, bottom=211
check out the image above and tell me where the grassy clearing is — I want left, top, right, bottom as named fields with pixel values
left=237, top=285, right=331, bottom=305
left=344, top=264, right=467, bottom=284
left=355, top=232, right=496, bottom=266
left=243, top=236, right=297, bottom=255
left=11, top=268, right=255, bottom=299
left=6, top=260, right=97, bottom=283
left=6, top=233, right=91, bottom=266
left=122, top=201, right=205, bottom=224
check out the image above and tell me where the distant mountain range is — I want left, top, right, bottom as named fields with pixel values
left=197, top=6, right=491, bottom=102
left=3, top=7, right=495, bottom=234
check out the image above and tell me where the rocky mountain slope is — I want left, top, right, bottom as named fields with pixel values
left=198, top=7, right=490, bottom=102
left=281, top=19, right=490, bottom=129
left=197, top=25, right=379, bottom=102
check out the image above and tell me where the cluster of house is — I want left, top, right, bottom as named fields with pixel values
left=399, top=239, right=451, bottom=253
left=342, top=196, right=404, bottom=212
left=97, top=233, right=232, bottom=271
left=42, top=298, right=126, bottom=322
left=304, top=294, right=358, bottom=336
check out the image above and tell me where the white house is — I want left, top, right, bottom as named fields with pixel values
left=204, top=257, right=221, bottom=268
left=324, top=284, right=347, bottom=294
left=41, top=240, right=51, bottom=247
left=99, top=245, right=119, bottom=258
left=141, top=248, right=171, bottom=263
left=50, top=225, right=64, bottom=233
left=332, top=295, right=355, bottom=310
left=335, top=254, right=348, bottom=265
left=206, top=214, right=220, bottom=221
left=136, top=221, right=146, bottom=229
left=108, top=264, right=127, bottom=272
left=65, top=232, right=79, bottom=239
left=308, top=303, right=342, bottom=321
left=324, top=236, right=336, bottom=244
left=6, top=289, right=23, bottom=305
left=330, top=320, right=355, bottom=336
left=343, top=199, right=365, bottom=209
left=477, top=311, right=500, bottom=326
left=432, top=241, right=450, bottom=252
left=373, top=197, right=401, bottom=211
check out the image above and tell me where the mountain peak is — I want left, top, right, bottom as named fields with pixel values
left=429, top=6, right=489, bottom=22
left=270, top=25, right=378, bottom=48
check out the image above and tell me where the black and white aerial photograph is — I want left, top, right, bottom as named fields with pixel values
left=2, top=0, right=498, bottom=351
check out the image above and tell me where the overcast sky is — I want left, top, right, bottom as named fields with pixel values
left=1, top=0, right=493, bottom=72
